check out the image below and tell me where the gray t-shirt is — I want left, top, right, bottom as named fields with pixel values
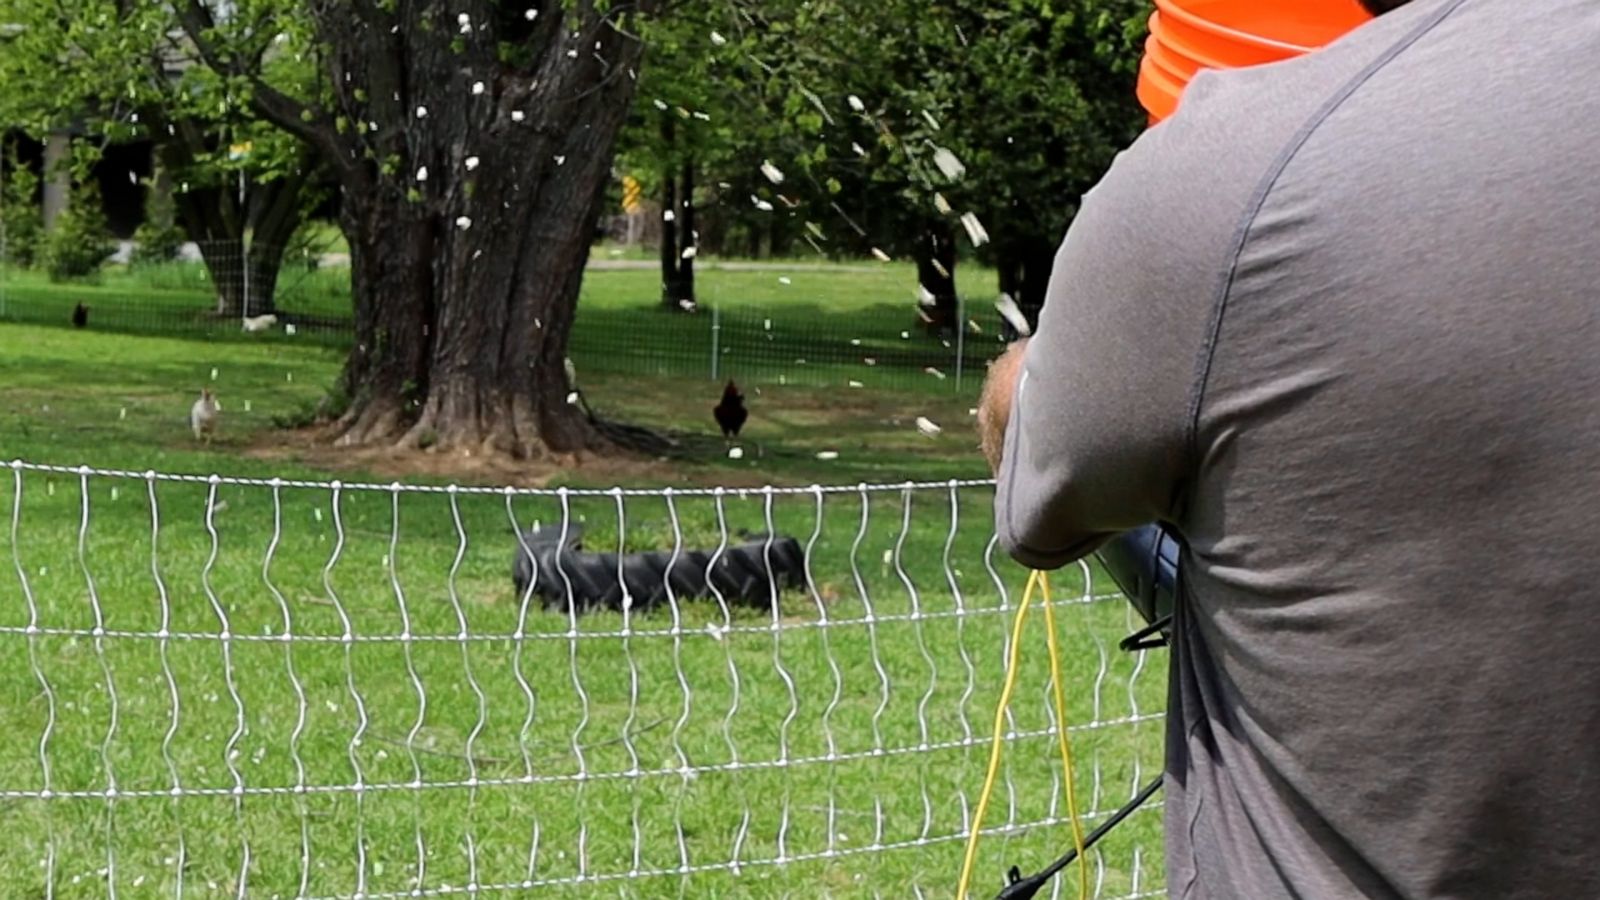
left=995, top=1, right=1600, bottom=896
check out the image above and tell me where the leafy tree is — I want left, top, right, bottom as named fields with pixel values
left=158, top=0, right=663, bottom=454
left=0, top=142, right=44, bottom=267
left=0, top=0, right=325, bottom=314
left=616, top=8, right=765, bottom=309
left=163, top=124, right=325, bottom=316
left=933, top=1, right=1150, bottom=333
left=626, top=0, right=1151, bottom=333
left=618, top=1, right=916, bottom=305
left=6, top=0, right=1149, bottom=452
left=131, top=169, right=187, bottom=266
left=828, top=0, right=1152, bottom=333
left=41, top=183, right=115, bottom=281
left=7, top=0, right=660, bottom=452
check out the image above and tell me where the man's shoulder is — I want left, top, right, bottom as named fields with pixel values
left=1132, top=1, right=1456, bottom=205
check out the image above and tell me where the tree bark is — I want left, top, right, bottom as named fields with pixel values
left=332, top=193, right=434, bottom=445
left=304, top=3, right=652, bottom=458
left=240, top=162, right=313, bottom=317
left=678, top=159, right=696, bottom=305
left=177, top=0, right=656, bottom=457
left=658, top=117, right=696, bottom=310
left=160, top=126, right=313, bottom=318
left=659, top=157, right=679, bottom=308
left=657, top=160, right=696, bottom=308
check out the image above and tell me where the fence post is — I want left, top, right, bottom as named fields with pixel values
left=710, top=303, right=721, bottom=382
left=239, top=170, right=250, bottom=323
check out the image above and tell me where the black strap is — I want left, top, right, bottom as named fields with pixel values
left=994, top=775, right=1165, bottom=900
left=1119, top=615, right=1173, bottom=652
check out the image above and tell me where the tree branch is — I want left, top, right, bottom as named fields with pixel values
left=174, top=0, right=348, bottom=170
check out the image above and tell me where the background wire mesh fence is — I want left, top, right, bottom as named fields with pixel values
left=0, top=249, right=1010, bottom=394
left=1, top=462, right=1165, bottom=897
left=0, top=241, right=350, bottom=342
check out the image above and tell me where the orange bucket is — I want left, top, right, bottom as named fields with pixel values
left=1138, top=0, right=1373, bottom=123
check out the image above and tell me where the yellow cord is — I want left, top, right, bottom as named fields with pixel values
left=1040, top=572, right=1089, bottom=900
left=956, top=570, right=1088, bottom=900
left=956, top=570, right=1037, bottom=899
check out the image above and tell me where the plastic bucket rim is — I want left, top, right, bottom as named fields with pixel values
left=1143, top=33, right=1196, bottom=86
left=1136, top=57, right=1183, bottom=122
left=1152, top=0, right=1323, bottom=56
left=1139, top=51, right=1188, bottom=95
left=1148, top=10, right=1235, bottom=73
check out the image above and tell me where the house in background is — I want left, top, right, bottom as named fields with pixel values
left=3, top=129, right=156, bottom=239
left=0, top=21, right=160, bottom=239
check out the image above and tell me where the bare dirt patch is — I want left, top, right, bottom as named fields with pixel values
left=243, top=421, right=782, bottom=489
left=235, top=372, right=984, bottom=489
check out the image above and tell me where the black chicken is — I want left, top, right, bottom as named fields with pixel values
left=713, top=380, right=748, bottom=440
left=71, top=302, right=89, bottom=329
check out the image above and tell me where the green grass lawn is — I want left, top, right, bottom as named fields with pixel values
left=0, top=254, right=1011, bottom=395
left=0, top=319, right=1167, bottom=897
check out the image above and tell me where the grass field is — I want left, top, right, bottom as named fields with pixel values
left=0, top=253, right=1010, bottom=395
left=0, top=267, right=1167, bottom=900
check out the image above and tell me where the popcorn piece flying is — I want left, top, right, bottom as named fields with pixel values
left=996, top=292, right=1032, bottom=336
left=932, top=146, right=966, bottom=181
left=960, top=211, right=990, bottom=247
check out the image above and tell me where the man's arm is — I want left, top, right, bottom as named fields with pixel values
left=979, top=339, right=1027, bottom=473
left=990, top=86, right=1245, bottom=570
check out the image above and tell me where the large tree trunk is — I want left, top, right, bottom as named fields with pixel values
left=333, top=152, right=616, bottom=456
left=239, top=166, right=311, bottom=317
left=176, top=0, right=655, bottom=458
left=332, top=194, right=435, bottom=446
left=322, top=5, right=650, bottom=459
left=914, top=220, right=959, bottom=337
left=162, top=128, right=313, bottom=318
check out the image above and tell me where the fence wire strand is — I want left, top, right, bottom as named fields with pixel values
left=2, top=460, right=1165, bottom=898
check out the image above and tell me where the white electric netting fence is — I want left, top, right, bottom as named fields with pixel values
left=1, top=460, right=1166, bottom=898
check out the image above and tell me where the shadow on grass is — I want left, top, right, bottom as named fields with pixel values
left=1, top=271, right=1010, bottom=394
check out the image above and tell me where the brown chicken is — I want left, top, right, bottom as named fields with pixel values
left=713, top=381, right=748, bottom=440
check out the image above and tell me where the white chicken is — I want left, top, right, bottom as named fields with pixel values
left=190, top=388, right=219, bottom=442
left=242, top=313, right=279, bottom=333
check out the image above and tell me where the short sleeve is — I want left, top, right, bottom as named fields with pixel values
left=995, top=76, right=1253, bottom=569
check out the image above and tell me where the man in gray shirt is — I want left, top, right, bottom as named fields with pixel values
left=981, top=0, right=1600, bottom=896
